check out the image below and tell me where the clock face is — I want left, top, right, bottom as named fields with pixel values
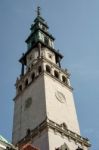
left=25, top=97, right=32, bottom=110
left=55, top=91, right=66, bottom=103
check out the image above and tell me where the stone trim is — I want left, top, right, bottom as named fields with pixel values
left=47, top=119, right=91, bottom=147
left=17, top=118, right=91, bottom=148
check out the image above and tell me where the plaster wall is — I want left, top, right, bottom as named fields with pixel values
left=12, top=75, right=46, bottom=145
left=44, top=74, right=80, bottom=135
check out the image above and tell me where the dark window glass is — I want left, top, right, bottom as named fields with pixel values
left=25, top=79, right=28, bottom=87
left=46, top=65, right=51, bottom=73
left=38, top=66, right=42, bottom=74
left=26, top=128, right=31, bottom=136
left=76, top=148, right=83, bottom=150
left=62, top=76, right=67, bottom=84
left=54, top=70, right=59, bottom=79
left=19, top=85, right=22, bottom=92
left=31, top=72, right=35, bottom=81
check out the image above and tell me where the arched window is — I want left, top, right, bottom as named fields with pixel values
left=38, top=66, right=42, bottom=74
left=31, top=72, right=35, bottom=81
left=46, top=65, right=51, bottom=73
left=54, top=70, right=59, bottom=79
left=25, top=79, right=28, bottom=87
left=18, top=85, right=22, bottom=92
left=62, top=76, right=68, bottom=84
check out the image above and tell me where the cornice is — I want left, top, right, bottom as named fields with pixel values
left=17, top=118, right=91, bottom=148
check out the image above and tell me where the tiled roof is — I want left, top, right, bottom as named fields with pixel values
left=21, top=144, right=39, bottom=150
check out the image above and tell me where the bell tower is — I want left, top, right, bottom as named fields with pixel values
left=12, top=6, right=90, bottom=150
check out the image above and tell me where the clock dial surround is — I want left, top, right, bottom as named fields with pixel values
left=55, top=90, right=66, bottom=103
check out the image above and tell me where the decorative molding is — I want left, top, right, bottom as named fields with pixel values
left=17, top=118, right=91, bottom=148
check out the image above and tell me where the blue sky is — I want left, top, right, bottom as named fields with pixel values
left=0, top=0, right=99, bottom=149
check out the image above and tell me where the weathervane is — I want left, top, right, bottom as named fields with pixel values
left=37, top=6, right=41, bottom=16
left=35, top=0, right=41, bottom=17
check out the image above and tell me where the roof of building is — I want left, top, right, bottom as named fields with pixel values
left=0, top=135, right=11, bottom=145
left=21, top=143, right=39, bottom=150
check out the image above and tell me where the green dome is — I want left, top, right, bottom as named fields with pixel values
left=0, top=135, right=11, bottom=145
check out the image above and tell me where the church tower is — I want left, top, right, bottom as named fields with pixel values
left=12, top=7, right=90, bottom=150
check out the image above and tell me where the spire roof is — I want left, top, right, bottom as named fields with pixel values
left=33, top=6, right=48, bottom=28
left=19, top=6, right=63, bottom=64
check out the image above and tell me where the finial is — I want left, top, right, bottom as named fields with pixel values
left=37, top=6, right=41, bottom=17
